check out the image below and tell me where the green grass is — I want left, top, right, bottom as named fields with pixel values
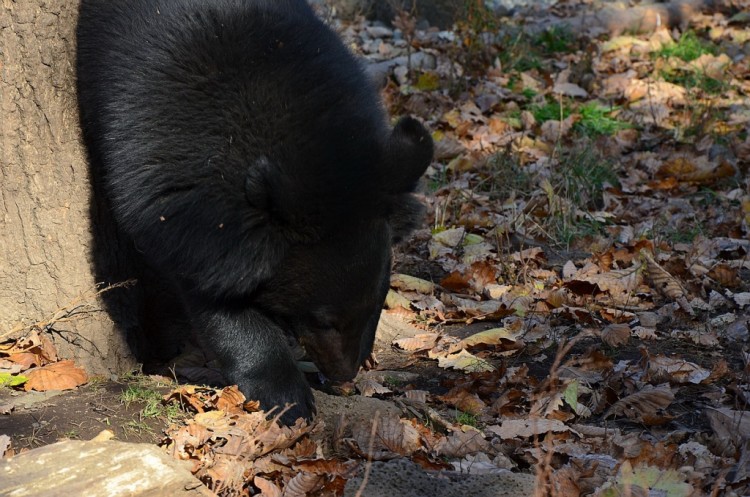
left=533, top=25, right=576, bottom=54
left=61, top=430, right=80, bottom=439
left=547, top=215, right=606, bottom=248
left=655, top=31, right=717, bottom=62
left=575, top=103, right=632, bottom=136
left=120, top=378, right=184, bottom=423
left=476, top=149, right=535, bottom=199
left=531, top=101, right=571, bottom=123
left=555, top=146, right=619, bottom=209
left=521, top=87, right=538, bottom=100
left=461, top=0, right=499, bottom=33
left=383, top=376, right=404, bottom=389
left=123, top=419, right=153, bottom=436
left=542, top=145, right=619, bottom=247
left=655, top=31, right=726, bottom=95
left=651, top=218, right=706, bottom=245
left=496, top=29, right=543, bottom=72
left=455, top=410, right=479, bottom=427
left=530, top=100, right=631, bottom=136
left=660, top=69, right=728, bottom=95
left=496, top=24, right=578, bottom=73
left=512, top=55, right=543, bottom=72
left=121, top=385, right=163, bottom=416
left=666, top=224, right=705, bottom=244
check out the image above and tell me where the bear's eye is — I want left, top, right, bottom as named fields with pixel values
left=309, top=310, right=338, bottom=331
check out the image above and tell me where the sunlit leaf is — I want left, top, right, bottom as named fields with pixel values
left=23, top=360, right=87, bottom=392
left=437, top=349, right=494, bottom=372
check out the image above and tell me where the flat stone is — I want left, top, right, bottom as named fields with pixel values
left=344, top=458, right=536, bottom=497
left=1, top=440, right=212, bottom=497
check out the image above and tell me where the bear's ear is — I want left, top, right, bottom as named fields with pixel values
left=245, top=156, right=299, bottom=227
left=383, top=116, right=433, bottom=193
left=245, top=156, right=278, bottom=220
left=245, top=157, right=320, bottom=243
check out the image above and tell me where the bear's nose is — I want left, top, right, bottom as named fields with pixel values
left=318, top=358, right=360, bottom=383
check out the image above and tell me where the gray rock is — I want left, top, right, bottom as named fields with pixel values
left=0, top=440, right=212, bottom=497
left=365, top=51, right=438, bottom=87
left=344, top=458, right=536, bottom=497
left=366, top=26, right=394, bottom=38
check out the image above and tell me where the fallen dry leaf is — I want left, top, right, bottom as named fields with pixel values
left=436, top=349, right=494, bottom=373
left=393, top=333, right=440, bottom=352
left=641, top=250, right=692, bottom=313
left=90, top=430, right=115, bottom=442
left=254, top=477, right=282, bottom=497
left=433, top=429, right=489, bottom=458
left=487, top=418, right=574, bottom=439
left=391, top=273, right=436, bottom=294
left=215, top=385, right=246, bottom=414
left=704, top=407, right=750, bottom=450
left=0, top=435, right=10, bottom=457
left=355, top=378, right=393, bottom=397
left=605, top=384, right=674, bottom=424
left=438, top=389, right=486, bottom=415
left=656, top=156, right=735, bottom=185
left=455, top=325, right=523, bottom=350
left=282, top=472, right=324, bottom=497
left=646, top=355, right=711, bottom=384
left=23, top=360, right=88, bottom=392
left=348, top=415, right=422, bottom=460
left=602, top=323, right=631, bottom=347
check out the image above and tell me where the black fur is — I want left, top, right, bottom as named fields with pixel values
left=77, top=0, right=432, bottom=423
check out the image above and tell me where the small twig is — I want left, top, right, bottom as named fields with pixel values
left=354, top=410, right=380, bottom=497
left=0, top=280, right=136, bottom=341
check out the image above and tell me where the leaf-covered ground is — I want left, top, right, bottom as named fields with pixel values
left=2, top=2, right=749, bottom=496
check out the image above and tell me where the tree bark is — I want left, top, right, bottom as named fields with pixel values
left=0, top=1, right=136, bottom=373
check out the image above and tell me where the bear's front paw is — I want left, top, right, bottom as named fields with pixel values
left=237, top=370, right=316, bottom=425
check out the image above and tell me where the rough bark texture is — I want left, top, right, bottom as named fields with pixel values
left=0, top=1, right=136, bottom=373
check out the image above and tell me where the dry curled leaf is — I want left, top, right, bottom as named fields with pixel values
left=602, top=323, right=631, bottom=347
left=253, top=477, right=282, bottom=497
left=455, top=326, right=523, bottom=350
left=708, top=264, right=740, bottom=288
left=348, top=416, right=422, bottom=460
left=647, top=355, right=711, bottom=384
left=355, top=378, right=393, bottom=397
left=641, top=250, right=692, bottom=313
left=215, top=385, right=247, bottom=414
left=393, top=333, right=440, bottom=352
left=487, top=418, right=574, bottom=439
left=90, top=430, right=116, bottom=442
left=434, top=429, right=489, bottom=458
left=605, top=384, right=674, bottom=424
left=641, top=250, right=683, bottom=299
left=283, top=472, right=324, bottom=497
left=438, top=389, right=486, bottom=415
left=656, top=156, right=735, bottom=185
left=23, top=360, right=88, bottom=392
left=391, top=274, right=436, bottom=294
left=437, top=349, right=494, bottom=373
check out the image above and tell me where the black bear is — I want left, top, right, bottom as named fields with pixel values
left=76, top=0, right=432, bottom=423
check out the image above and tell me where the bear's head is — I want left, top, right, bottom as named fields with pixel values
left=251, top=116, right=432, bottom=382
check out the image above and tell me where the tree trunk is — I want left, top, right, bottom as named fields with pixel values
left=0, top=0, right=136, bottom=374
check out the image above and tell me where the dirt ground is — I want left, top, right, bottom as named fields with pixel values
left=2, top=309, right=741, bottom=454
